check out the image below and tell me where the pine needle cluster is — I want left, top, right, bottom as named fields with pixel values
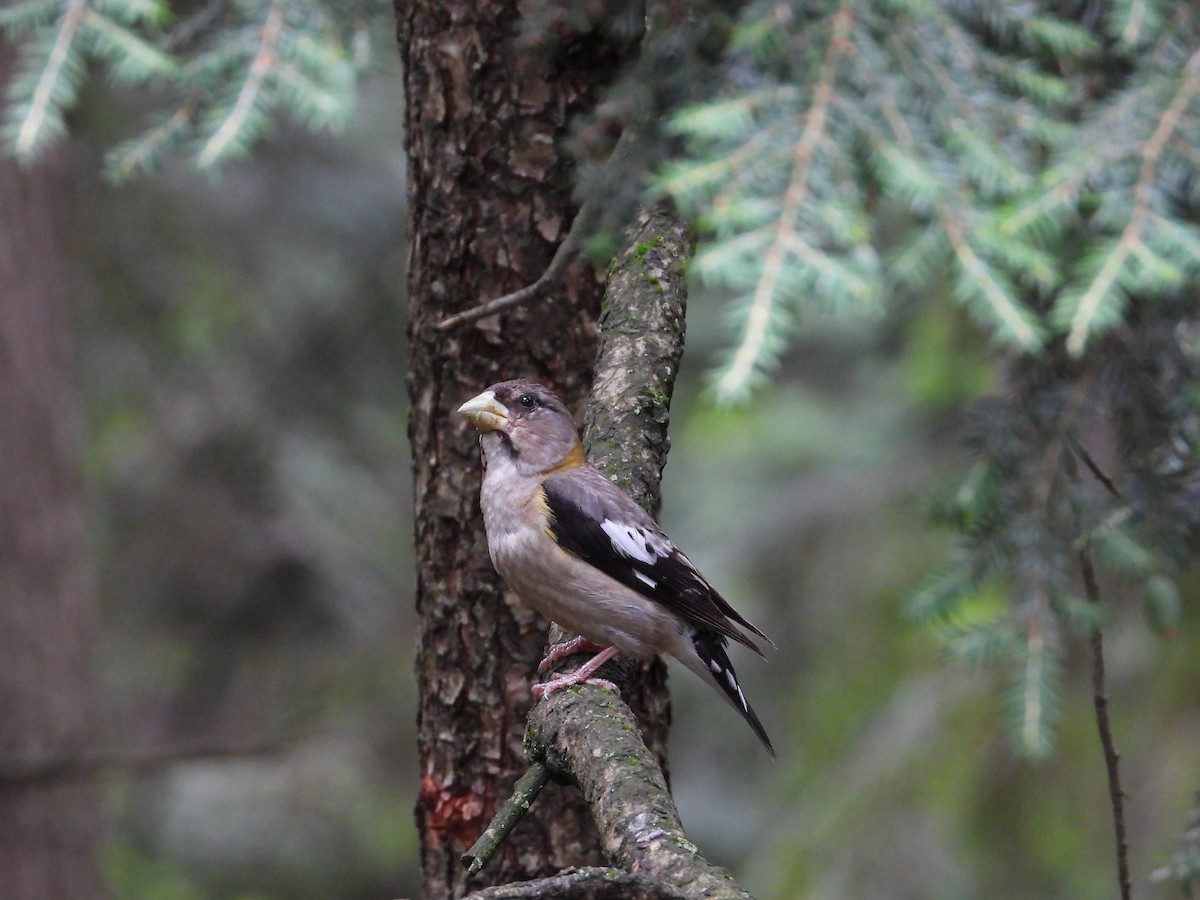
left=0, top=0, right=385, bottom=178
left=647, top=0, right=1200, bottom=757
left=659, top=0, right=1200, bottom=401
left=1152, top=790, right=1200, bottom=894
left=910, top=304, right=1199, bottom=755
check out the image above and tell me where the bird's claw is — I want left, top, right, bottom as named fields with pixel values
left=532, top=675, right=620, bottom=698
left=537, top=636, right=608, bottom=673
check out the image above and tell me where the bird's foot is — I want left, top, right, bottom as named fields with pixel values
left=532, top=645, right=621, bottom=697
left=537, top=636, right=609, bottom=673
left=533, top=674, right=620, bottom=698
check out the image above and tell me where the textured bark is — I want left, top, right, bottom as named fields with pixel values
left=583, top=205, right=690, bottom=520
left=469, top=867, right=688, bottom=899
left=396, top=3, right=635, bottom=896
left=0, top=51, right=102, bottom=900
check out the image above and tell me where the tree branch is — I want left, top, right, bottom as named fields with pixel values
left=462, top=205, right=753, bottom=898
left=715, top=3, right=854, bottom=399
left=463, top=762, right=550, bottom=876
left=523, top=685, right=751, bottom=900
left=465, top=866, right=688, bottom=899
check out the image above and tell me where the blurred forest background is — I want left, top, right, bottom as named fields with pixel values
left=2, top=2, right=1200, bottom=899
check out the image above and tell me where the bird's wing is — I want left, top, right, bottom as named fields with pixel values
left=541, top=466, right=771, bottom=655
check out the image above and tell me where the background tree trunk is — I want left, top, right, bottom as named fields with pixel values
left=0, top=51, right=102, bottom=900
left=396, top=3, right=639, bottom=895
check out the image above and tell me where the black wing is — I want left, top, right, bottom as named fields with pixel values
left=541, top=467, right=771, bottom=655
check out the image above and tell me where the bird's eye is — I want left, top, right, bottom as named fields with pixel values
left=518, top=393, right=537, bottom=409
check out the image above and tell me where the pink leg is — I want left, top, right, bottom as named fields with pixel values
left=532, top=646, right=621, bottom=698
left=537, top=635, right=609, bottom=673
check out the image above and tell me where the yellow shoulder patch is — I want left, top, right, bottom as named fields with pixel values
left=546, top=442, right=586, bottom=474
left=535, top=485, right=557, bottom=541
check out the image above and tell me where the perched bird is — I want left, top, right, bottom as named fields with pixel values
left=458, top=378, right=775, bottom=756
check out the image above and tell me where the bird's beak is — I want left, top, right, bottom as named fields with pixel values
left=458, top=390, right=508, bottom=432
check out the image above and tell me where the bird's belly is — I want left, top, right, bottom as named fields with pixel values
left=490, top=530, right=677, bottom=659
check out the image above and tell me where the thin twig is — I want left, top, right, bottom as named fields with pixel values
left=1080, top=549, right=1132, bottom=900
left=0, top=739, right=287, bottom=785
left=1070, top=436, right=1122, bottom=499
left=435, top=189, right=601, bottom=332
left=461, top=761, right=550, bottom=875
left=436, top=90, right=654, bottom=333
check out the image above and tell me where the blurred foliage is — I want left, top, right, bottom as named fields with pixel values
left=661, top=310, right=1200, bottom=898
left=565, top=0, right=1200, bottom=764
left=1, top=0, right=388, bottom=177
left=655, top=0, right=1200, bottom=399
left=106, top=841, right=209, bottom=900
left=4, top=0, right=1199, bottom=898
left=67, top=51, right=416, bottom=897
left=1151, top=791, right=1200, bottom=894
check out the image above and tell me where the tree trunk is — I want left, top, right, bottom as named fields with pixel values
left=0, top=51, right=102, bottom=900
left=396, top=3, right=636, bottom=895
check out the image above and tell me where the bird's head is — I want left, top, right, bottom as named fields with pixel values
left=458, top=379, right=584, bottom=474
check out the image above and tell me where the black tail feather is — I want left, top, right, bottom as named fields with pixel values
left=692, top=632, right=775, bottom=757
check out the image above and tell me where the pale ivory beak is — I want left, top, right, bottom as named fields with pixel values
left=457, top=390, right=509, bottom=431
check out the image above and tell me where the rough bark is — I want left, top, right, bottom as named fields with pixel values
left=468, top=866, right=688, bottom=900
left=396, top=3, right=637, bottom=895
left=583, top=205, right=690, bottom=521
left=0, top=51, right=102, bottom=900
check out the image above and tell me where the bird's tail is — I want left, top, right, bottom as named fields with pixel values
left=686, top=631, right=775, bottom=757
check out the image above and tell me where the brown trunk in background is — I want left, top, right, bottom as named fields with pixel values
left=0, top=53, right=102, bottom=900
left=396, top=3, right=635, bottom=896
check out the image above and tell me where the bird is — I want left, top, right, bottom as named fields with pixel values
left=458, top=378, right=775, bottom=756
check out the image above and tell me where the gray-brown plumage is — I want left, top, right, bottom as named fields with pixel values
left=459, top=379, right=775, bottom=756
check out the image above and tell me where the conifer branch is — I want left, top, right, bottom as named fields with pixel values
left=1000, top=88, right=1146, bottom=240
left=1065, top=45, right=1200, bottom=355
left=13, top=0, right=85, bottom=161
left=869, top=35, right=1044, bottom=351
left=1116, top=0, right=1152, bottom=49
left=105, top=95, right=199, bottom=183
left=82, top=7, right=175, bottom=80
left=1017, top=613, right=1052, bottom=755
left=713, top=2, right=854, bottom=400
left=938, top=204, right=1043, bottom=351
left=668, top=111, right=782, bottom=201
left=998, top=176, right=1081, bottom=238
left=196, top=0, right=285, bottom=170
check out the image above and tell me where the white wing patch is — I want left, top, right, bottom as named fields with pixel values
left=600, top=519, right=672, bottom=565
left=634, top=570, right=658, bottom=589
